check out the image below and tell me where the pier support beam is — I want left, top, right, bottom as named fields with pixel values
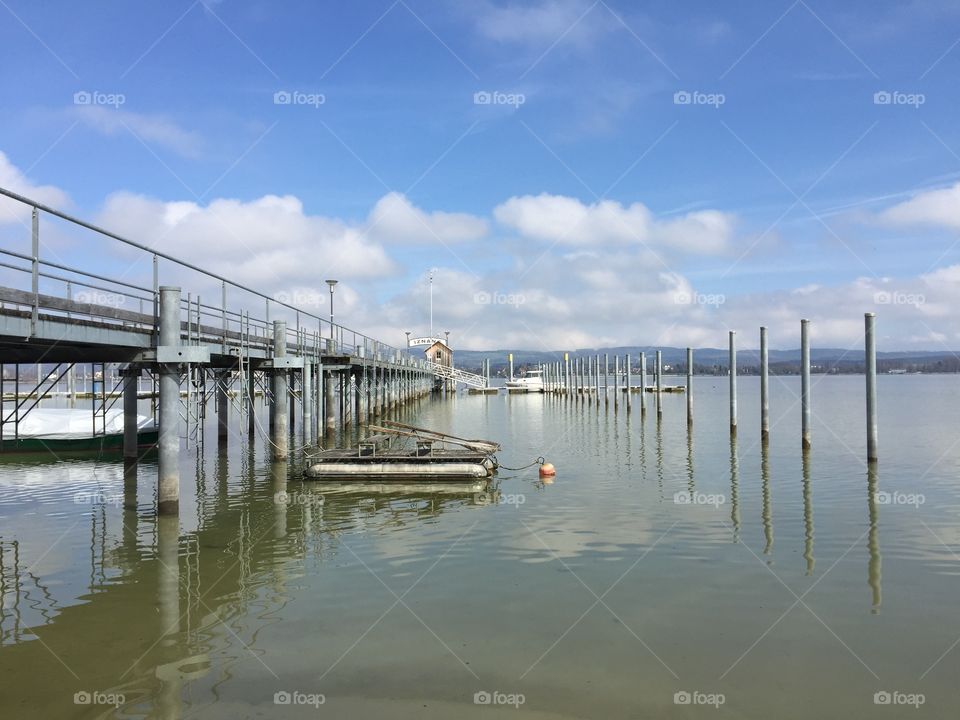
left=271, top=321, right=289, bottom=460
left=325, top=340, right=336, bottom=433
left=123, top=367, right=139, bottom=460
left=217, top=370, right=229, bottom=444
left=302, top=360, right=313, bottom=442
left=865, top=313, right=878, bottom=463
left=158, top=286, right=181, bottom=515
left=801, top=319, right=811, bottom=450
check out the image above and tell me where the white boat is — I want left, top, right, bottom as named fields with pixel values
left=505, top=368, right=544, bottom=393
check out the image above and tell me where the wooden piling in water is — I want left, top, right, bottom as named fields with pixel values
left=686, top=347, right=693, bottom=426
left=729, top=330, right=737, bottom=436
left=866, top=313, right=878, bottom=463
left=760, top=327, right=769, bottom=442
left=801, top=319, right=811, bottom=450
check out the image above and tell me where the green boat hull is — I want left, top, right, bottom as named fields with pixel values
left=0, top=430, right=159, bottom=455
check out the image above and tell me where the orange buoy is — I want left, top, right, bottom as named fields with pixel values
left=539, top=462, right=556, bottom=478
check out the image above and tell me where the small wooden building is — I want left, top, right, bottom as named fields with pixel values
left=424, top=339, right=452, bottom=367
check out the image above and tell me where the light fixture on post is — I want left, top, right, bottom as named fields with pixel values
left=325, top=280, right=337, bottom=342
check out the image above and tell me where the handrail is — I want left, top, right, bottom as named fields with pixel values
left=0, top=184, right=408, bottom=357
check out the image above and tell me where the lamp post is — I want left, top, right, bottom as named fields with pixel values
left=405, top=331, right=411, bottom=349
left=325, top=280, right=337, bottom=342
left=444, top=331, right=450, bottom=346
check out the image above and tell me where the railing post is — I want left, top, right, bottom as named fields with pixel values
left=221, top=280, right=227, bottom=354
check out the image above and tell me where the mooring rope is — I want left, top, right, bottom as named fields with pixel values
left=496, top=456, right=545, bottom=471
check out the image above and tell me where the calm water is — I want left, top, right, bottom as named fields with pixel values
left=1, top=375, right=959, bottom=718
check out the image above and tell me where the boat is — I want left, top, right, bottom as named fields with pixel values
left=304, top=423, right=499, bottom=482
left=0, top=407, right=158, bottom=454
left=505, top=368, right=544, bottom=393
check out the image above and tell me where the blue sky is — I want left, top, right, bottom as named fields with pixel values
left=1, top=0, right=960, bottom=350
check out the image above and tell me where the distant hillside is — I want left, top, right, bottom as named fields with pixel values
left=427, top=347, right=960, bottom=376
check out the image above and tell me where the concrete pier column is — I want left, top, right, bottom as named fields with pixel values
left=302, top=360, right=313, bottom=441
left=325, top=340, right=336, bottom=432
left=158, top=286, right=181, bottom=515
left=217, top=370, right=229, bottom=444
left=247, top=364, right=256, bottom=436
left=271, top=321, right=289, bottom=459
left=123, top=367, right=140, bottom=460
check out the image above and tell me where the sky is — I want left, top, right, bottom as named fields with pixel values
left=1, top=0, right=960, bottom=352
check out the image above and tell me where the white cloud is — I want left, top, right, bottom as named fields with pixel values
left=493, top=193, right=734, bottom=254
left=74, top=106, right=203, bottom=158
left=474, top=0, right=612, bottom=47
left=366, top=192, right=488, bottom=244
left=0, top=151, right=70, bottom=226
left=95, top=192, right=397, bottom=292
left=878, top=181, right=960, bottom=230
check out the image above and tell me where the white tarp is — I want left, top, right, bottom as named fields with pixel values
left=8, top=408, right=156, bottom=440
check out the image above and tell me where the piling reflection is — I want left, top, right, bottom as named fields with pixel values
left=729, top=436, right=740, bottom=542
left=802, top=451, right=815, bottom=575
left=655, top=414, right=664, bottom=501
left=761, top=443, right=773, bottom=557
left=686, top=425, right=695, bottom=496
left=867, top=465, right=882, bottom=613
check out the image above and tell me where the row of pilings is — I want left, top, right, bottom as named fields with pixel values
left=538, top=314, right=880, bottom=463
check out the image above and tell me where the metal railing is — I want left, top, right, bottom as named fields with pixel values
left=0, top=185, right=432, bottom=372
left=425, top=360, right=487, bottom=388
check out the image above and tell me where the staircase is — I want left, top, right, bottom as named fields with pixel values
left=426, top=360, right=488, bottom=389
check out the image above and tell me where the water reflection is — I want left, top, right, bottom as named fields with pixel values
left=867, top=465, right=882, bottom=614
left=802, top=451, right=815, bottom=575
left=729, top=436, right=740, bottom=542
left=761, top=443, right=773, bottom=557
